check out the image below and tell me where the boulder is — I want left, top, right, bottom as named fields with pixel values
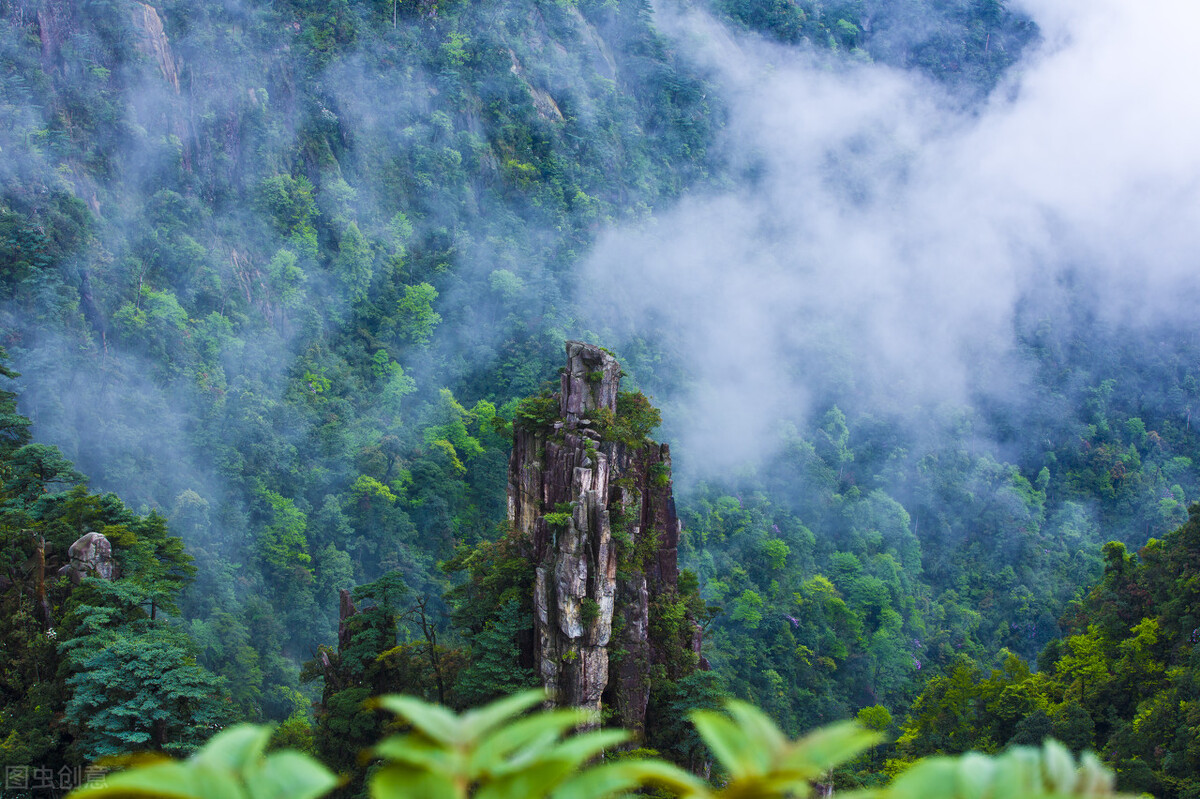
left=59, top=532, right=116, bottom=584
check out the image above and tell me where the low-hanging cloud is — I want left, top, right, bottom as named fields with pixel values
left=579, top=0, right=1200, bottom=474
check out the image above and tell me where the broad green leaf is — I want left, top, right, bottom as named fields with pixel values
left=550, top=761, right=651, bottom=799
left=690, top=709, right=766, bottom=779
left=954, top=752, right=997, bottom=799
left=886, top=756, right=960, bottom=799
left=991, top=747, right=1042, bottom=799
left=743, top=773, right=804, bottom=798
left=527, top=728, right=630, bottom=769
left=566, top=759, right=711, bottom=799
left=69, top=725, right=334, bottom=799
left=191, top=725, right=272, bottom=772
left=867, top=744, right=1131, bottom=799
left=244, top=750, right=339, bottom=799
left=458, top=690, right=547, bottom=741
left=1039, top=740, right=1076, bottom=794
left=68, top=761, right=244, bottom=799
left=468, top=709, right=592, bottom=775
left=473, top=757, right=577, bottom=799
left=370, top=763, right=459, bottom=799
left=375, top=695, right=461, bottom=746
left=724, top=701, right=787, bottom=758
left=181, top=766, right=254, bottom=799
left=779, top=720, right=882, bottom=778
left=374, top=733, right=461, bottom=773
left=1075, top=751, right=1115, bottom=796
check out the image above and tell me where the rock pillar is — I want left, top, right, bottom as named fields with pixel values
left=508, top=341, right=695, bottom=730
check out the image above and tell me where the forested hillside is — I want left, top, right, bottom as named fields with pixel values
left=2, top=0, right=1199, bottom=793
left=0, top=351, right=231, bottom=770
left=890, top=506, right=1200, bottom=798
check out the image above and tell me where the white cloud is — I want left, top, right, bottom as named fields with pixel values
left=580, top=0, right=1200, bottom=473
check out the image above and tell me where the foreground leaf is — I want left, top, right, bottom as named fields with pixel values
left=68, top=725, right=336, bottom=799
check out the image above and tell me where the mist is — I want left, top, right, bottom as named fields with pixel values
left=6, top=0, right=1200, bottom=741
left=580, top=0, right=1200, bottom=475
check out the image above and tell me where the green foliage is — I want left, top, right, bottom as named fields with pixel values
left=266, top=249, right=308, bottom=310
left=2, top=442, right=87, bottom=506
left=353, top=570, right=410, bottom=612
left=612, top=391, right=662, bottom=445
left=691, top=702, right=878, bottom=795
left=455, top=599, right=538, bottom=707
left=271, top=710, right=317, bottom=755
left=856, top=706, right=892, bottom=733
left=891, top=505, right=1200, bottom=796
left=370, top=690, right=683, bottom=799
left=423, top=390, right=488, bottom=469
left=255, top=489, right=312, bottom=579
left=868, top=740, right=1121, bottom=799
left=258, top=174, right=320, bottom=258
left=730, top=589, right=764, bottom=629
left=678, top=362, right=1198, bottom=739
left=104, top=509, right=198, bottom=618
left=0, top=0, right=1194, bottom=784
left=66, top=723, right=337, bottom=799
left=514, top=394, right=561, bottom=431
left=444, top=529, right=535, bottom=636
left=0, top=355, right=227, bottom=774
left=580, top=596, right=601, bottom=626
left=72, top=691, right=1126, bottom=798
left=60, top=581, right=234, bottom=761
left=487, top=269, right=524, bottom=304
left=334, top=222, right=375, bottom=304
left=713, top=0, right=1036, bottom=96
left=394, top=283, right=442, bottom=345
left=0, top=0, right=731, bottom=736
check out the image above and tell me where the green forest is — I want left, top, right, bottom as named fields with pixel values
left=1, top=0, right=1197, bottom=795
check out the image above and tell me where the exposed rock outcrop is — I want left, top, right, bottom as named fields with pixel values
left=508, top=50, right=564, bottom=123
left=508, top=341, right=699, bottom=730
left=131, top=3, right=180, bottom=93
left=58, top=531, right=116, bottom=584
left=337, top=588, right=358, bottom=650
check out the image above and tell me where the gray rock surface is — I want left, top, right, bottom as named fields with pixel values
left=508, top=341, right=695, bottom=730
left=59, top=531, right=116, bottom=584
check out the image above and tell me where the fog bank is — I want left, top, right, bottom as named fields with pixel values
left=580, top=0, right=1200, bottom=473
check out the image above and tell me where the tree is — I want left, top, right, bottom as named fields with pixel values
left=1, top=443, right=86, bottom=509
left=266, top=249, right=308, bottom=311
left=60, top=581, right=232, bottom=760
left=104, top=510, right=197, bottom=619
left=731, top=589, right=764, bottom=629
left=334, top=222, right=374, bottom=303
left=1009, top=707, right=1054, bottom=746
left=1057, top=627, right=1109, bottom=704
left=1052, top=702, right=1096, bottom=755
left=392, top=282, right=441, bottom=345
left=857, top=705, right=893, bottom=733
left=257, top=174, right=319, bottom=258
left=0, top=347, right=31, bottom=458
left=256, top=490, right=311, bottom=582
left=455, top=599, right=537, bottom=706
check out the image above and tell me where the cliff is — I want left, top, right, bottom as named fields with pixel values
left=508, top=341, right=700, bottom=729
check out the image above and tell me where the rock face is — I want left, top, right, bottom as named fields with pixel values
left=508, top=341, right=697, bottom=729
left=59, top=531, right=116, bottom=584
left=131, top=2, right=180, bottom=93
